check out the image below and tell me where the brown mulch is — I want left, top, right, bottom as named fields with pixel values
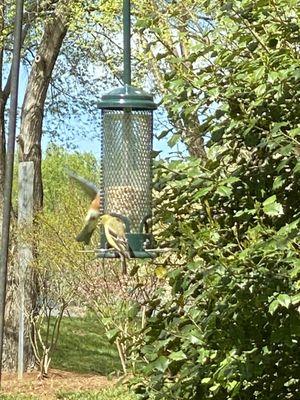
left=1, top=369, right=113, bottom=399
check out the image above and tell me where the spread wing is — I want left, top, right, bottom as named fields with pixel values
left=66, top=169, right=99, bottom=200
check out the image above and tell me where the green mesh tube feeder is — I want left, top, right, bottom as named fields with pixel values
left=97, top=0, right=158, bottom=259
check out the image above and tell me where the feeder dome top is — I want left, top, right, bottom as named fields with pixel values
left=98, top=84, right=157, bottom=110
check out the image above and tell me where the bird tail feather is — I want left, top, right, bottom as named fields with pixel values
left=76, top=225, right=94, bottom=245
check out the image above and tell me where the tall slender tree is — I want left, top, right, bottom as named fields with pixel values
left=0, top=0, right=109, bottom=370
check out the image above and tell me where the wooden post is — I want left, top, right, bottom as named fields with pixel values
left=17, top=161, right=34, bottom=379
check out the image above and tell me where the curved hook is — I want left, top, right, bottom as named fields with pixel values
left=108, top=212, right=131, bottom=233
left=139, top=214, right=152, bottom=234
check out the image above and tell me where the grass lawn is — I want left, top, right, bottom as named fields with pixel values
left=0, top=387, right=137, bottom=399
left=1, top=314, right=137, bottom=400
left=50, top=314, right=121, bottom=375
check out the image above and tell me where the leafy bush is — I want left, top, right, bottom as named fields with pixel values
left=132, top=0, right=300, bottom=399
left=135, top=154, right=300, bottom=399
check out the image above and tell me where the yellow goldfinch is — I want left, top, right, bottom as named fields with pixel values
left=100, top=214, right=131, bottom=274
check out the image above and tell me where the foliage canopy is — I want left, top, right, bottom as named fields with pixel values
left=131, top=0, right=300, bottom=399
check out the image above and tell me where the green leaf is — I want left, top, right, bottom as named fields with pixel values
left=253, top=66, right=265, bottom=81
left=216, top=185, right=232, bottom=197
left=263, top=195, right=277, bottom=206
left=255, top=83, right=267, bottom=97
left=189, top=334, right=202, bottom=345
left=157, top=129, right=170, bottom=140
left=193, top=186, right=212, bottom=199
left=105, top=328, right=119, bottom=341
left=263, top=196, right=283, bottom=216
left=128, top=303, right=140, bottom=318
left=263, top=202, right=284, bottom=216
left=268, top=71, right=279, bottom=83
left=291, top=294, right=300, bottom=305
left=209, top=383, right=221, bottom=392
left=293, top=162, right=300, bottom=173
left=277, top=294, right=291, bottom=308
left=269, top=299, right=279, bottom=315
left=228, top=380, right=239, bottom=393
left=271, top=121, right=289, bottom=133
left=220, top=177, right=240, bottom=185
left=152, top=356, right=169, bottom=372
left=151, top=150, right=162, bottom=158
left=290, top=260, right=300, bottom=278
left=168, top=134, right=181, bottom=148
left=273, top=176, right=285, bottom=190
left=289, top=127, right=300, bottom=138
left=169, top=350, right=187, bottom=361
left=235, top=209, right=256, bottom=217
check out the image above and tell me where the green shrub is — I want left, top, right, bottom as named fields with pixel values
left=132, top=0, right=300, bottom=398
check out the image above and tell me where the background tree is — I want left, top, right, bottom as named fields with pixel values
left=0, top=0, right=53, bottom=220
left=2, top=0, right=122, bottom=371
left=134, top=0, right=209, bottom=158
left=1, top=0, right=71, bottom=370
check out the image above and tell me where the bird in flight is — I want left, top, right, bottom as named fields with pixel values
left=66, top=170, right=102, bottom=245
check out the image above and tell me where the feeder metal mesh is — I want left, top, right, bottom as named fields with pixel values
left=101, top=109, right=153, bottom=232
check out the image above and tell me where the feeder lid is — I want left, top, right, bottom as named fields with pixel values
left=98, top=84, right=157, bottom=110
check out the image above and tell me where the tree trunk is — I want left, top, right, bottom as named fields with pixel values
left=0, top=0, right=5, bottom=216
left=0, top=24, right=29, bottom=217
left=173, top=116, right=207, bottom=159
left=12, top=15, right=68, bottom=372
left=19, top=16, right=67, bottom=210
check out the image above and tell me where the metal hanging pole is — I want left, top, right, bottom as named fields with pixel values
left=123, top=0, right=131, bottom=85
left=0, top=0, right=24, bottom=386
left=123, top=0, right=132, bottom=183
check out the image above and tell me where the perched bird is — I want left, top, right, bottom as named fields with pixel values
left=100, top=214, right=131, bottom=274
left=66, top=170, right=102, bottom=244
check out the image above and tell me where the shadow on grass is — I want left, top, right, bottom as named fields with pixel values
left=50, top=314, right=121, bottom=375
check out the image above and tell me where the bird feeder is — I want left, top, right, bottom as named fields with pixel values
left=97, top=0, right=157, bottom=258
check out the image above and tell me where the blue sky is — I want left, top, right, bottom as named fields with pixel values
left=19, top=65, right=187, bottom=161
left=42, top=114, right=186, bottom=159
